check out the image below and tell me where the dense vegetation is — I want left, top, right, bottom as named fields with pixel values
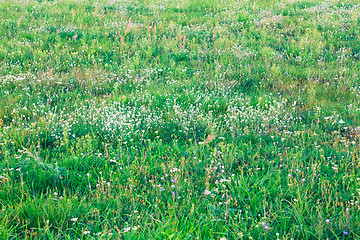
left=0, top=0, right=360, bottom=239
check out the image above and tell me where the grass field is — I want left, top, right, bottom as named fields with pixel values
left=0, top=0, right=360, bottom=239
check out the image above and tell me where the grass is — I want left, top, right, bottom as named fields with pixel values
left=0, top=0, right=360, bottom=239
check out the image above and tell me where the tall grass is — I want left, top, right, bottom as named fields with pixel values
left=0, top=0, right=359, bottom=239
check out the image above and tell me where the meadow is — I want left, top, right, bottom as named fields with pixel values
left=0, top=0, right=360, bottom=239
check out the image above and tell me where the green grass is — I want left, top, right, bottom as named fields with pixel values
left=0, top=0, right=360, bottom=239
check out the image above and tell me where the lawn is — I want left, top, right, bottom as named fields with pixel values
left=0, top=0, right=359, bottom=239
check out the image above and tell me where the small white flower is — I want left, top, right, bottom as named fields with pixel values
left=204, top=190, right=211, bottom=195
left=132, top=225, right=140, bottom=230
left=338, top=119, right=345, bottom=124
left=70, top=218, right=78, bottom=222
left=83, top=231, right=90, bottom=234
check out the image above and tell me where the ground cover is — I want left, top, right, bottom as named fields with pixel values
left=0, top=0, right=360, bottom=239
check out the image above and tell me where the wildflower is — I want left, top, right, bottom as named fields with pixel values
left=338, top=119, right=345, bottom=124
left=262, top=222, right=269, bottom=229
left=204, top=189, right=211, bottom=195
left=132, top=225, right=140, bottom=230
left=70, top=218, right=78, bottom=222
left=83, top=231, right=90, bottom=234
left=325, top=219, right=330, bottom=223
left=343, top=231, right=349, bottom=235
